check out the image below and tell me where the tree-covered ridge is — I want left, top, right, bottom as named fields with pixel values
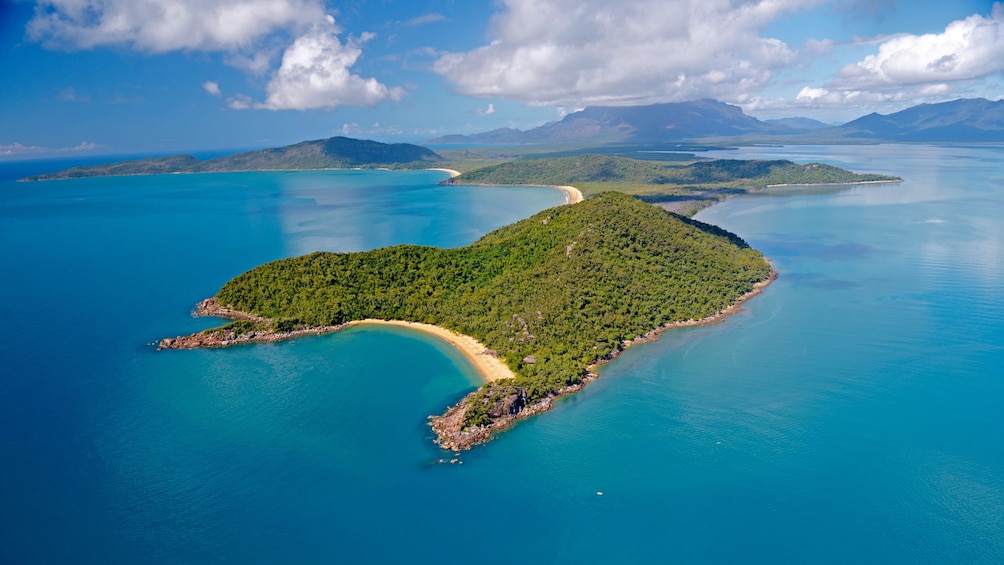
left=211, top=193, right=772, bottom=418
left=449, top=154, right=900, bottom=197
left=21, top=137, right=442, bottom=181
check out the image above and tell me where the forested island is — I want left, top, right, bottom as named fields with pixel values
left=21, top=137, right=442, bottom=181
left=445, top=154, right=901, bottom=213
left=161, top=192, right=774, bottom=449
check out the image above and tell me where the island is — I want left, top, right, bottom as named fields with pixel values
left=443, top=154, right=902, bottom=214
left=161, top=192, right=775, bottom=449
left=20, top=136, right=442, bottom=181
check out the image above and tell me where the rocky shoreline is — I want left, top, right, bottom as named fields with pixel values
left=157, top=298, right=346, bottom=349
left=163, top=268, right=776, bottom=451
left=428, top=267, right=778, bottom=450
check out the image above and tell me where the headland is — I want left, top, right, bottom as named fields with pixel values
left=160, top=193, right=775, bottom=449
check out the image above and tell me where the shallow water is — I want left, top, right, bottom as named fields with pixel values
left=1, top=147, right=1002, bottom=562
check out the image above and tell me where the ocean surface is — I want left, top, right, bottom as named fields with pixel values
left=1, top=146, right=1002, bottom=562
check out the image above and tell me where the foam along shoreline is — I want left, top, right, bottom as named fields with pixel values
left=346, top=319, right=514, bottom=383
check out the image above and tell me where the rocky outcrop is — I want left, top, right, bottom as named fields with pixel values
left=485, top=385, right=527, bottom=418
left=430, top=378, right=592, bottom=451
left=157, top=298, right=344, bottom=350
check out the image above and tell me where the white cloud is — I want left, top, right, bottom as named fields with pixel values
left=29, top=1, right=402, bottom=112
left=257, top=18, right=403, bottom=110
left=227, top=93, right=254, bottom=110
left=1, top=141, right=101, bottom=157
left=203, top=81, right=222, bottom=96
left=804, top=38, right=835, bottom=55
left=433, top=0, right=818, bottom=107
left=475, top=103, right=496, bottom=116
left=406, top=13, right=447, bottom=26
left=27, top=0, right=326, bottom=52
left=226, top=49, right=279, bottom=75
left=833, top=3, right=1004, bottom=90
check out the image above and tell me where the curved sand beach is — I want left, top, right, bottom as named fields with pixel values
left=162, top=174, right=581, bottom=385
left=346, top=320, right=515, bottom=383
left=427, top=168, right=461, bottom=178
left=555, top=185, right=584, bottom=204
left=431, top=167, right=584, bottom=205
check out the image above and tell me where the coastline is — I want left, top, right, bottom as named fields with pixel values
left=443, top=179, right=584, bottom=204
left=554, top=185, right=584, bottom=204
left=430, top=267, right=778, bottom=451
left=588, top=267, right=778, bottom=375
left=159, top=194, right=771, bottom=452
left=345, top=319, right=514, bottom=383
left=23, top=166, right=463, bottom=183
left=159, top=301, right=514, bottom=384
left=426, top=167, right=461, bottom=178
left=765, top=179, right=903, bottom=188
left=160, top=267, right=776, bottom=451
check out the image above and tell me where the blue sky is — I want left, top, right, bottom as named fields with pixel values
left=1, top=0, right=1001, bottom=157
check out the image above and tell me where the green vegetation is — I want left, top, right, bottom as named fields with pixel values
left=22, top=137, right=442, bottom=181
left=449, top=154, right=900, bottom=203
left=207, top=193, right=772, bottom=428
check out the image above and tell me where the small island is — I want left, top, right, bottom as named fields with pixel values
left=444, top=154, right=902, bottom=214
left=161, top=192, right=775, bottom=449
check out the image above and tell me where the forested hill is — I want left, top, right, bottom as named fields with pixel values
left=450, top=154, right=899, bottom=193
left=21, top=137, right=442, bottom=181
left=200, top=192, right=773, bottom=445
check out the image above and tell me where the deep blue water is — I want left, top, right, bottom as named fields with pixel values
left=2, top=147, right=1003, bottom=562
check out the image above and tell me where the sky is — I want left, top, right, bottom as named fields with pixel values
left=1, top=0, right=1002, bottom=157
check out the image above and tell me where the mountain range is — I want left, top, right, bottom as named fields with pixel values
left=430, top=98, right=1004, bottom=144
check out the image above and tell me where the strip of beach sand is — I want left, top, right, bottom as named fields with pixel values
left=430, top=168, right=584, bottom=205
left=346, top=320, right=514, bottom=383
left=159, top=176, right=581, bottom=384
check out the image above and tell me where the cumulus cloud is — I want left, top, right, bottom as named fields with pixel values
left=203, top=81, right=222, bottom=96
left=433, top=0, right=815, bottom=107
left=1, top=141, right=100, bottom=157
left=257, top=17, right=403, bottom=110
left=833, top=3, right=1004, bottom=90
left=474, top=103, right=496, bottom=116
left=27, top=0, right=326, bottom=52
left=28, top=1, right=402, bottom=112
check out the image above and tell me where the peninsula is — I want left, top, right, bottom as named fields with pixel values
left=20, top=136, right=442, bottom=181
left=444, top=154, right=901, bottom=214
left=161, top=192, right=774, bottom=449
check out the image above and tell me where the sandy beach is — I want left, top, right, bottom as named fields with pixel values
left=346, top=319, right=515, bottom=383
left=427, top=167, right=461, bottom=178
left=554, top=185, right=584, bottom=204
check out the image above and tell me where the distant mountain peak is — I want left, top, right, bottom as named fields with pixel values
left=429, top=97, right=1004, bottom=145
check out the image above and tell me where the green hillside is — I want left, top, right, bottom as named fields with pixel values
left=21, top=137, right=442, bottom=181
left=197, top=193, right=772, bottom=443
left=449, top=154, right=900, bottom=202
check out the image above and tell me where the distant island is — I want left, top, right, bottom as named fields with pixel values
left=161, top=192, right=775, bottom=449
left=445, top=154, right=901, bottom=214
left=20, top=136, right=442, bottom=181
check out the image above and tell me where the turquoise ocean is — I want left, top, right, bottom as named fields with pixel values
left=1, top=146, right=1002, bottom=562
